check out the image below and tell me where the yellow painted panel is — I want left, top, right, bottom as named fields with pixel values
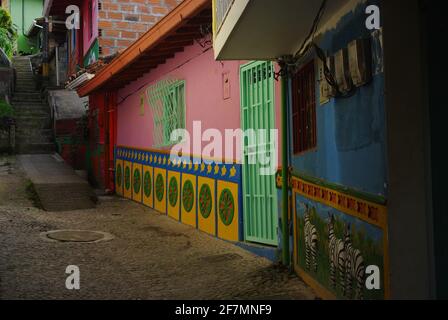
left=142, top=166, right=154, bottom=208
left=123, top=161, right=132, bottom=200
left=115, top=159, right=124, bottom=196
left=217, top=181, right=239, bottom=241
left=198, top=177, right=216, bottom=236
left=167, top=171, right=181, bottom=221
left=154, top=168, right=167, bottom=214
left=132, top=163, right=143, bottom=203
left=181, top=173, right=197, bottom=228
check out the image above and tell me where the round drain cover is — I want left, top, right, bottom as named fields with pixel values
left=43, top=230, right=113, bottom=243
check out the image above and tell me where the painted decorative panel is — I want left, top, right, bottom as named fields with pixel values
left=181, top=173, right=197, bottom=228
left=132, top=164, right=143, bottom=203
left=115, top=146, right=243, bottom=241
left=123, top=161, right=132, bottom=199
left=142, top=166, right=154, bottom=208
left=277, top=172, right=389, bottom=300
left=115, top=159, right=124, bottom=196
left=154, top=168, right=167, bottom=214
left=217, top=181, right=239, bottom=242
left=198, top=176, right=216, bottom=236
left=167, top=171, right=181, bottom=221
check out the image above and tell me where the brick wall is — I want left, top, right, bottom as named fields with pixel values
left=98, top=0, right=183, bottom=57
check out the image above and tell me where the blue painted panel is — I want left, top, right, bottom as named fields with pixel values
left=290, top=0, right=387, bottom=198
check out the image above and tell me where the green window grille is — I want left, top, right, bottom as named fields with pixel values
left=146, top=79, right=186, bottom=148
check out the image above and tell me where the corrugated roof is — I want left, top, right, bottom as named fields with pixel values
left=77, top=0, right=211, bottom=97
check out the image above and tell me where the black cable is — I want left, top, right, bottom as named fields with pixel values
left=294, top=0, right=328, bottom=60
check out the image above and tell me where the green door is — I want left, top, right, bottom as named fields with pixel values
left=240, top=61, right=278, bottom=246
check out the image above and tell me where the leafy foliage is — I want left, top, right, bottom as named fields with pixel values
left=0, top=8, right=17, bottom=58
left=0, top=98, right=14, bottom=130
left=0, top=99, right=14, bottom=118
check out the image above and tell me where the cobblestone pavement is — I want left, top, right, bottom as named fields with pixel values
left=0, top=155, right=316, bottom=300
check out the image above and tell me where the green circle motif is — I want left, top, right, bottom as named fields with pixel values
left=199, top=184, right=212, bottom=219
left=116, top=164, right=122, bottom=187
left=168, top=177, right=178, bottom=207
left=125, top=167, right=131, bottom=190
left=144, top=171, right=152, bottom=198
left=155, top=174, right=164, bottom=202
left=219, top=189, right=235, bottom=226
left=133, top=169, right=141, bottom=194
left=182, top=180, right=194, bottom=212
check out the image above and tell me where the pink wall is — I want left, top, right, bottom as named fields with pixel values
left=117, top=42, right=283, bottom=164
left=83, top=0, right=98, bottom=56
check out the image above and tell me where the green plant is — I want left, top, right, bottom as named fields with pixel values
left=0, top=98, right=14, bottom=117
left=0, top=8, right=17, bottom=58
left=0, top=98, right=14, bottom=131
left=25, top=180, right=43, bottom=209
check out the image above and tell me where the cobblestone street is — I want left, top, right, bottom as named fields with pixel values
left=0, top=155, right=315, bottom=300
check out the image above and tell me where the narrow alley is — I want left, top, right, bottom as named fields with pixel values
left=1, top=0, right=446, bottom=303
left=0, top=155, right=315, bottom=300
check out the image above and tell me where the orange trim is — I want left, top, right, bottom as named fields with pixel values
left=77, top=0, right=210, bottom=97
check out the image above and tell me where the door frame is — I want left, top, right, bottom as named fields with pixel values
left=240, top=60, right=278, bottom=246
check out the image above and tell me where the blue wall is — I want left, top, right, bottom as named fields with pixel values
left=289, top=1, right=387, bottom=198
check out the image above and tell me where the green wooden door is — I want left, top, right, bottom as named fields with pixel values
left=240, top=61, right=278, bottom=246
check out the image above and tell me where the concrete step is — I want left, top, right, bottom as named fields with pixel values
left=15, top=117, right=52, bottom=129
left=12, top=92, right=41, bottom=100
left=12, top=105, right=48, bottom=110
left=16, top=86, right=38, bottom=91
left=12, top=102, right=48, bottom=108
left=15, top=75, right=34, bottom=79
left=16, top=136, right=54, bottom=145
left=16, top=143, right=55, bottom=154
left=16, top=80, right=36, bottom=86
left=16, top=131, right=54, bottom=143
left=18, top=154, right=96, bottom=211
left=16, top=128, right=53, bottom=138
left=14, top=111, right=50, bottom=118
left=14, top=90, right=40, bottom=94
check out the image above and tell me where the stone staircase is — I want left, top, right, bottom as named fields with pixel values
left=11, top=56, right=55, bottom=154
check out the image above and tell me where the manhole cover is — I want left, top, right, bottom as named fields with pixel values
left=41, top=230, right=114, bottom=243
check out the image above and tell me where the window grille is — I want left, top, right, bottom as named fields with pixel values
left=146, top=79, right=186, bottom=148
left=292, top=60, right=317, bottom=154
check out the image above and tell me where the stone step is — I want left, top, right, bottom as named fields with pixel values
left=14, top=90, right=40, bottom=94
left=16, top=136, right=54, bottom=145
left=15, top=118, right=52, bottom=129
left=14, top=111, right=50, bottom=118
left=11, top=98, right=42, bottom=103
left=16, top=85, right=37, bottom=91
left=15, top=75, right=33, bottom=78
left=12, top=102, right=47, bottom=108
left=16, top=128, right=53, bottom=137
left=13, top=104, right=50, bottom=115
left=16, top=80, right=35, bottom=85
left=13, top=104, right=48, bottom=109
left=12, top=92, right=41, bottom=99
left=16, top=143, right=55, bottom=154
left=16, top=133, right=54, bottom=143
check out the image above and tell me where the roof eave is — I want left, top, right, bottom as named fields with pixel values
left=77, top=0, right=210, bottom=97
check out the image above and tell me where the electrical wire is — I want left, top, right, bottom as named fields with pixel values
left=276, top=0, right=356, bottom=99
